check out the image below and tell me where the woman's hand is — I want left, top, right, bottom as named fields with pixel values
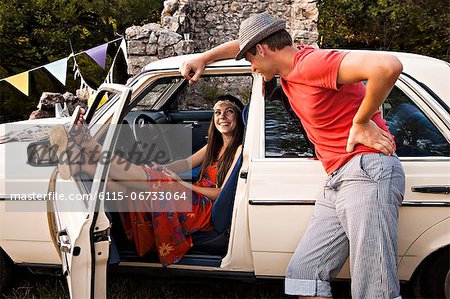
left=151, top=161, right=166, bottom=171
left=161, top=167, right=182, bottom=181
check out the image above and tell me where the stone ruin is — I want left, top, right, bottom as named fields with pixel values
left=127, top=0, right=319, bottom=74
left=29, top=90, right=87, bottom=120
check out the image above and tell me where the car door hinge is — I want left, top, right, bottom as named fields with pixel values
left=93, top=228, right=111, bottom=243
left=57, top=229, right=71, bottom=253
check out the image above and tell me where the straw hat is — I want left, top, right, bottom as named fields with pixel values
left=235, top=12, right=286, bottom=60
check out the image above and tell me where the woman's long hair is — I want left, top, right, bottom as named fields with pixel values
left=197, top=95, right=244, bottom=187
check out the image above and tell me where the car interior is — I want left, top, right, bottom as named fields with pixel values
left=87, top=74, right=253, bottom=267
left=383, top=86, right=450, bottom=157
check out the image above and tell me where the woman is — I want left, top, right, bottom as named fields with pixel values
left=50, top=95, right=244, bottom=266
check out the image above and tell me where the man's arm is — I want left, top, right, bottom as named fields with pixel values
left=338, top=52, right=403, bottom=155
left=180, top=40, right=240, bottom=84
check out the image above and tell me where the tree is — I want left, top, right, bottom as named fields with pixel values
left=317, top=0, right=449, bottom=61
left=0, top=0, right=162, bottom=122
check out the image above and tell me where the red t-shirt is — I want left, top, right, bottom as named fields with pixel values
left=280, top=46, right=394, bottom=174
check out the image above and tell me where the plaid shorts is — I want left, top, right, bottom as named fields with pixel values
left=285, top=153, right=405, bottom=299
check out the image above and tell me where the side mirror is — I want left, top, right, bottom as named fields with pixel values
left=27, top=141, right=58, bottom=167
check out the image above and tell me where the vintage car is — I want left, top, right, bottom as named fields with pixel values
left=0, top=51, right=449, bottom=298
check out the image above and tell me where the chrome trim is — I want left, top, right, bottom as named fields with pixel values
left=398, top=157, right=450, bottom=162
left=249, top=200, right=316, bottom=205
left=401, top=201, right=450, bottom=207
left=0, top=194, right=46, bottom=201
left=252, top=156, right=450, bottom=163
left=399, top=75, right=450, bottom=135
left=249, top=199, right=450, bottom=207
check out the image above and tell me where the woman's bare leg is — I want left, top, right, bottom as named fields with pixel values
left=79, top=143, right=150, bottom=192
left=79, top=162, right=142, bottom=195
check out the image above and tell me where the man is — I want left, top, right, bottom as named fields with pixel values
left=180, top=12, right=405, bottom=299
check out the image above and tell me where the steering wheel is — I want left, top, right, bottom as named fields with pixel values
left=132, top=114, right=173, bottom=164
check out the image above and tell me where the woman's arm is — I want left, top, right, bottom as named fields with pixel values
left=221, top=145, right=242, bottom=187
left=162, top=168, right=221, bottom=201
left=165, top=145, right=243, bottom=201
left=190, top=184, right=222, bottom=201
left=164, top=145, right=207, bottom=173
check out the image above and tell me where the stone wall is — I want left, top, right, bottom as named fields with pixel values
left=125, top=23, right=195, bottom=75
left=185, top=0, right=318, bottom=52
left=126, top=0, right=319, bottom=74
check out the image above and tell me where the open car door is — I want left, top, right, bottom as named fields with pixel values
left=47, top=84, right=131, bottom=299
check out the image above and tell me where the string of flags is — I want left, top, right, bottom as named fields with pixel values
left=0, top=37, right=128, bottom=97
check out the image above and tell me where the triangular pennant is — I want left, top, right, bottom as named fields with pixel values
left=78, top=74, right=96, bottom=96
left=44, top=58, right=68, bottom=85
left=105, top=69, right=113, bottom=84
left=105, top=43, right=122, bottom=84
left=85, top=43, right=108, bottom=69
left=120, top=38, right=129, bottom=64
left=5, top=71, right=29, bottom=96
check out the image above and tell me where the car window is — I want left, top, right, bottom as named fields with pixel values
left=176, top=75, right=252, bottom=110
left=132, top=77, right=182, bottom=111
left=264, top=79, right=315, bottom=158
left=113, top=73, right=253, bottom=166
left=384, top=86, right=450, bottom=157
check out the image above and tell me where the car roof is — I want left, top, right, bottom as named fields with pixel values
left=354, top=50, right=449, bottom=106
left=143, top=53, right=250, bottom=72
left=143, top=50, right=449, bottom=106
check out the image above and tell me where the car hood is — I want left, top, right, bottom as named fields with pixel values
left=0, top=117, right=70, bottom=144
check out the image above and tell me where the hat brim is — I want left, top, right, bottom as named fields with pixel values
left=235, top=20, right=286, bottom=60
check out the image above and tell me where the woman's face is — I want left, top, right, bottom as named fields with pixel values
left=213, top=101, right=238, bottom=136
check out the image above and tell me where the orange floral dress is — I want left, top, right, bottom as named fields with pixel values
left=121, top=161, right=218, bottom=266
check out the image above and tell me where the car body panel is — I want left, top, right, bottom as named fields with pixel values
left=398, top=217, right=450, bottom=279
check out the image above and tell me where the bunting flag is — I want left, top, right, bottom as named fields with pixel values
left=105, top=38, right=126, bottom=84
left=120, top=38, right=129, bottom=65
left=105, top=67, right=114, bottom=84
left=5, top=71, right=29, bottom=96
left=43, top=58, right=68, bottom=85
left=0, top=37, right=125, bottom=98
left=85, top=42, right=108, bottom=69
left=72, top=57, right=96, bottom=96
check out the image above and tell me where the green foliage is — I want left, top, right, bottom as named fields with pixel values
left=317, top=0, right=449, bottom=61
left=201, top=84, right=223, bottom=106
left=0, top=0, right=162, bottom=122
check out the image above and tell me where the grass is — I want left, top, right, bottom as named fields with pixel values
left=3, top=267, right=416, bottom=298
left=2, top=268, right=292, bottom=299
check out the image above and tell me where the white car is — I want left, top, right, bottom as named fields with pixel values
left=0, top=52, right=449, bottom=298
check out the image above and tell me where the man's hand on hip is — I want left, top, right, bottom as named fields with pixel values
left=346, top=120, right=395, bottom=155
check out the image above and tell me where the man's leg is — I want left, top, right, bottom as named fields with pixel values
left=336, top=154, right=405, bottom=299
left=285, top=175, right=349, bottom=298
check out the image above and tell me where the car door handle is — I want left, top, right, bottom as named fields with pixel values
left=411, top=185, right=450, bottom=194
